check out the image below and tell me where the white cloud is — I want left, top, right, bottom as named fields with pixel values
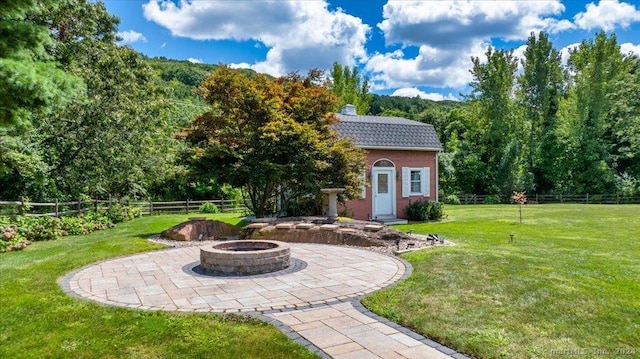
left=142, top=0, right=370, bottom=76
left=367, top=1, right=571, bottom=91
left=512, top=44, right=528, bottom=62
left=391, top=87, right=459, bottom=101
left=512, top=44, right=528, bottom=75
left=366, top=42, right=487, bottom=90
left=117, top=30, right=147, bottom=44
left=186, top=57, right=203, bottom=64
left=620, top=42, right=640, bottom=56
left=229, top=62, right=252, bottom=70
left=574, top=0, right=640, bottom=31
left=378, top=1, right=569, bottom=47
left=560, top=43, right=581, bottom=67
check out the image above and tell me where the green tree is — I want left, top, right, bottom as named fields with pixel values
left=561, top=31, right=623, bottom=193
left=0, top=0, right=80, bottom=127
left=40, top=43, right=178, bottom=199
left=609, top=56, right=640, bottom=195
left=0, top=0, right=179, bottom=201
left=416, top=107, right=449, bottom=146
left=0, top=126, right=51, bottom=200
left=517, top=32, right=565, bottom=193
left=185, top=66, right=365, bottom=217
left=468, top=47, right=521, bottom=195
left=369, top=94, right=462, bottom=117
left=330, top=62, right=371, bottom=115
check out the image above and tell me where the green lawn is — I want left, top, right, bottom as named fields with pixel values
left=0, top=213, right=318, bottom=359
left=363, top=204, right=640, bottom=359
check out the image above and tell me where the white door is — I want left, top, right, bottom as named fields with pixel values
left=373, top=168, right=394, bottom=217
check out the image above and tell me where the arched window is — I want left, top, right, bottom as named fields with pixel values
left=373, top=159, right=394, bottom=167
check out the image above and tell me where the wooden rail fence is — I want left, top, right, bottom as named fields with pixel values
left=0, top=198, right=248, bottom=217
left=453, top=193, right=640, bottom=205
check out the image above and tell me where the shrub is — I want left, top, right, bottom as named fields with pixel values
left=106, top=204, right=142, bottom=223
left=483, top=195, right=501, bottom=204
left=1, top=208, right=129, bottom=253
left=0, top=220, right=30, bottom=252
left=405, top=200, right=445, bottom=221
left=429, top=201, right=445, bottom=220
left=85, top=212, right=115, bottom=231
left=60, top=216, right=89, bottom=235
left=1, top=204, right=140, bottom=253
left=199, top=202, right=220, bottom=214
left=445, top=194, right=461, bottom=205
left=59, top=213, right=116, bottom=236
left=282, top=196, right=320, bottom=217
left=405, top=200, right=429, bottom=221
left=15, top=216, right=61, bottom=242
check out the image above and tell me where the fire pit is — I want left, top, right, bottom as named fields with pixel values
left=200, top=240, right=290, bottom=275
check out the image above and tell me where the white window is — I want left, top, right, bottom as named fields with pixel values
left=402, top=167, right=431, bottom=198
left=410, top=170, right=422, bottom=194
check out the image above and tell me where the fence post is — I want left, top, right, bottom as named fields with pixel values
left=474, top=194, right=477, bottom=204
left=19, top=196, right=25, bottom=215
left=586, top=193, right=589, bottom=204
left=616, top=193, right=620, bottom=204
left=55, top=199, right=59, bottom=217
left=186, top=199, right=190, bottom=214
left=77, top=198, right=81, bottom=215
left=149, top=200, right=153, bottom=215
left=94, top=199, right=98, bottom=213
left=560, top=194, right=563, bottom=203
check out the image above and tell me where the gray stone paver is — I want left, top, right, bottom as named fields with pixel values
left=61, top=242, right=462, bottom=359
left=271, top=303, right=452, bottom=359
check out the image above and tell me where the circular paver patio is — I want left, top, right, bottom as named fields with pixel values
left=61, top=243, right=407, bottom=313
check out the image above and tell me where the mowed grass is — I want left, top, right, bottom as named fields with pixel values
left=0, top=213, right=318, bottom=359
left=364, top=204, right=640, bottom=359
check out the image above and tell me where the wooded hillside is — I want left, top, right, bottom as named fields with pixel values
left=1, top=1, right=638, bottom=205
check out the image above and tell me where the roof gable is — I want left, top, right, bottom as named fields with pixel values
left=334, top=113, right=442, bottom=151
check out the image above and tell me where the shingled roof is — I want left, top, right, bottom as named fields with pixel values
left=334, top=107, right=442, bottom=151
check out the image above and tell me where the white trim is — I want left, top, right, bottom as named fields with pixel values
left=372, top=167, right=396, bottom=218
left=402, top=167, right=429, bottom=197
left=402, top=167, right=410, bottom=198
left=435, top=153, right=439, bottom=202
left=372, top=158, right=397, bottom=167
left=423, top=167, right=430, bottom=197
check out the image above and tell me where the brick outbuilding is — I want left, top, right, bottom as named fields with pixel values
left=334, top=105, right=442, bottom=223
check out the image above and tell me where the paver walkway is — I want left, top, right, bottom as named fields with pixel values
left=61, top=243, right=468, bottom=359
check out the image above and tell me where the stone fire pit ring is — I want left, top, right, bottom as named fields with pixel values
left=200, top=240, right=290, bottom=275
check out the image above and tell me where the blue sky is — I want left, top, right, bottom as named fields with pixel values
left=106, top=0, right=640, bottom=101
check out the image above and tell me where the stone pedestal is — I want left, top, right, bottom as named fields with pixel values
left=321, top=188, right=345, bottom=221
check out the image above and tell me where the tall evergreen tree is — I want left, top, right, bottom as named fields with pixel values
left=517, top=32, right=565, bottom=193
left=0, top=0, right=178, bottom=200
left=563, top=31, right=623, bottom=193
left=330, top=62, right=371, bottom=115
left=608, top=56, right=640, bottom=195
left=468, top=47, right=520, bottom=195
left=0, top=0, right=80, bottom=127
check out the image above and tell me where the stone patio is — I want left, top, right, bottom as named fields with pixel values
left=60, top=243, right=469, bottom=359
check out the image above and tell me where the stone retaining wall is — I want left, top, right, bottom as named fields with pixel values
left=242, top=221, right=404, bottom=247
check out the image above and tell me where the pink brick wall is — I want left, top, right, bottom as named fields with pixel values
left=340, top=149, right=439, bottom=220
